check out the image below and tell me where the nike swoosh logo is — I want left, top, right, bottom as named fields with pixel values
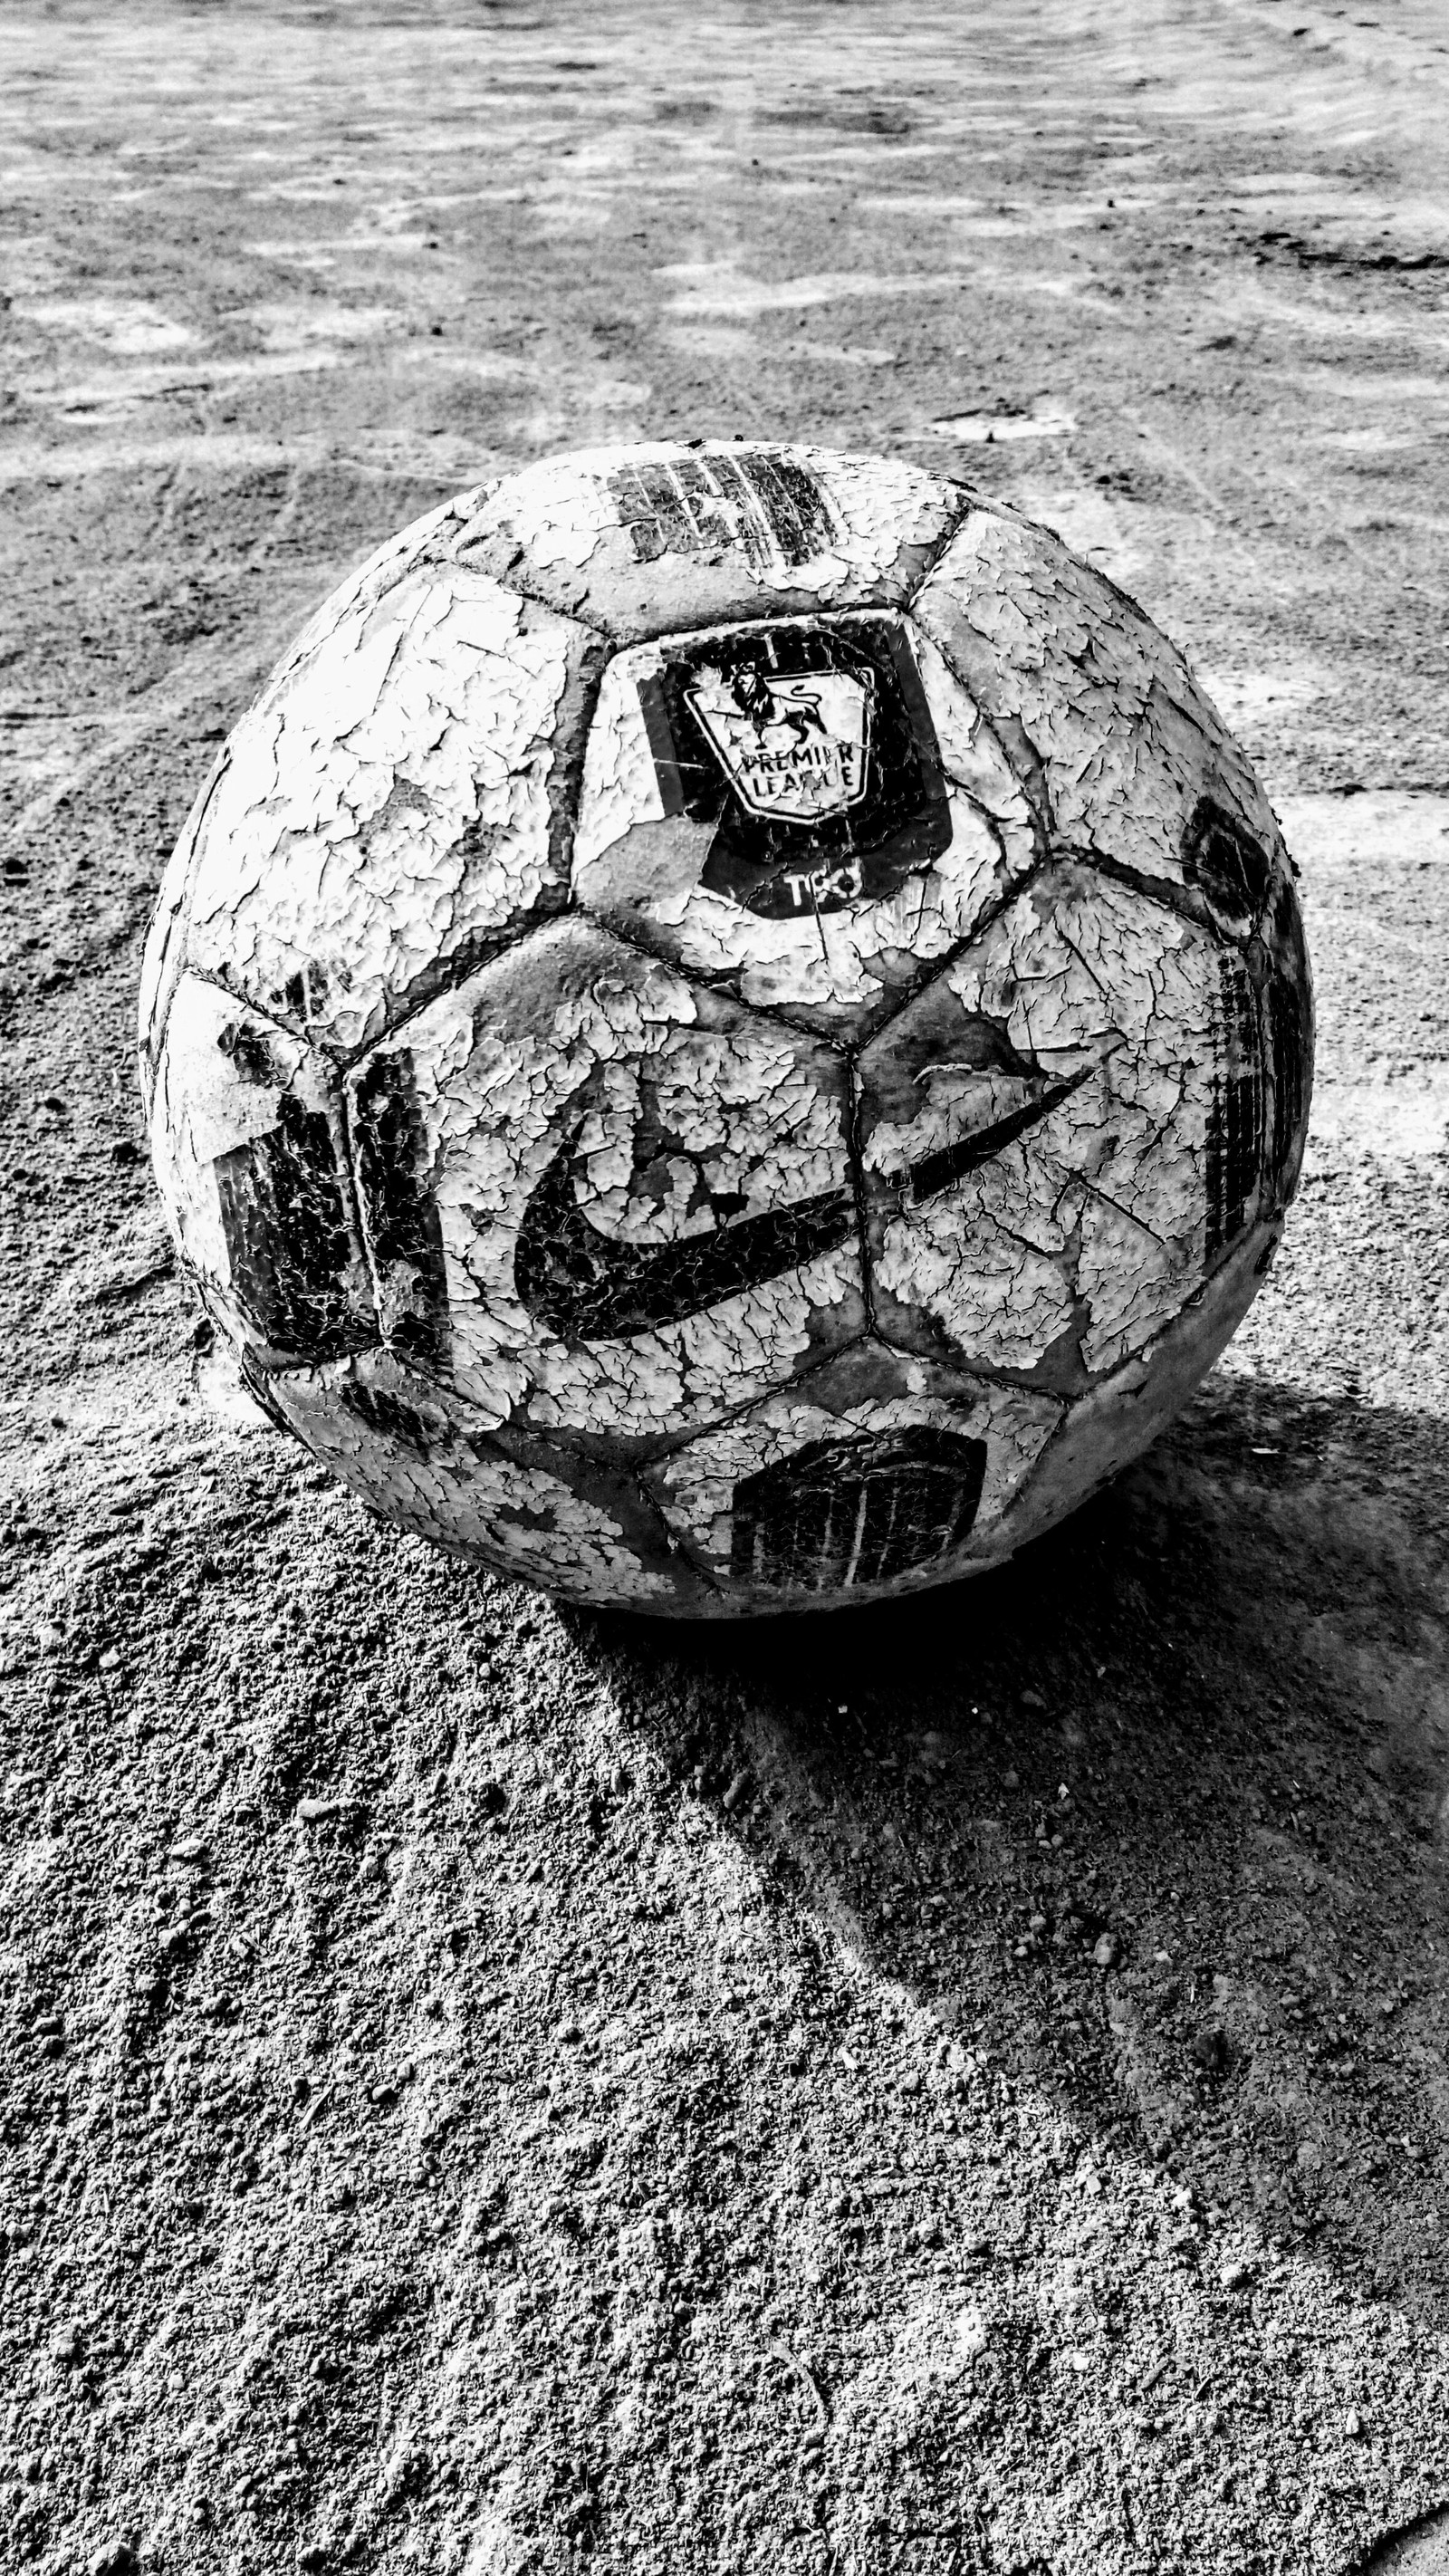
left=513, top=1068, right=1091, bottom=1343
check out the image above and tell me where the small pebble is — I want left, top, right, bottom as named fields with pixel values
left=89, top=2545, right=138, bottom=2576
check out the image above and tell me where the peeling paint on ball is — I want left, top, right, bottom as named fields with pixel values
left=140, top=439, right=1313, bottom=1617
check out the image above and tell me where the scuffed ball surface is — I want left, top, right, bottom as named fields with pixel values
left=140, top=440, right=1312, bottom=1614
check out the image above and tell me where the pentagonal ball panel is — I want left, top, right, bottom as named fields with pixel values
left=149, top=974, right=375, bottom=1368
left=571, top=609, right=1040, bottom=1041
left=452, top=440, right=967, bottom=640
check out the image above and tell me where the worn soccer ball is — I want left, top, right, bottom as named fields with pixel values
left=140, top=440, right=1311, bottom=1616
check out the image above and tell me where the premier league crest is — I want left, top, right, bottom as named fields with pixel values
left=686, top=664, right=873, bottom=824
left=627, top=614, right=955, bottom=918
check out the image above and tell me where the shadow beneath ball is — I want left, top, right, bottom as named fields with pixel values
left=1354, top=2505, right=1449, bottom=2573
left=560, top=1364, right=1449, bottom=2332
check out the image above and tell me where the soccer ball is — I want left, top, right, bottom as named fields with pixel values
left=140, top=441, right=1311, bottom=1617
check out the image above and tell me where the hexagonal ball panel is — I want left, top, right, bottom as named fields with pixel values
left=343, top=915, right=867, bottom=1445
left=857, top=865, right=1301, bottom=1389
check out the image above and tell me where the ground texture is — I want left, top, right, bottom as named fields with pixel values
left=5, top=5, right=1449, bottom=2573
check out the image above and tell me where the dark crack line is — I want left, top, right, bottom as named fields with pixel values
left=903, top=476, right=1006, bottom=595
left=385, top=1322, right=886, bottom=1474
left=558, top=905, right=854, bottom=1055
left=846, top=1059, right=877, bottom=1336
left=167, top=962, right=345, bottom=1060
left=1053, top=916, right=1118, bottom=1010
left=1075, top=1177, right=1173, bottom=1252
left=1072, top=841, right=1278, bottom=950
left=837, top=852, right=1055, bottom=1063
left=446, top=549, right=621, bottom=639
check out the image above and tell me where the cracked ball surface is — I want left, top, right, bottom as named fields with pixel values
left=140, top=439, right=1313, bottom=1614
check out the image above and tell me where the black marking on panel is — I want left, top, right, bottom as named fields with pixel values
left=1267, top=970, right=1308, bottom=1192
left=513, top=1073, right=1086, bottom=1345
left=891, top=1066, right=1091, bottom=1204
left=214, top=1097, right=369, bottom=1360
left=350, top=1050, right=451, bottom=1370
left=636, top=670, right=691, bottom=819
left=216, top=1019, right=283, bottom=1086
left=1182, top=796, right=1273, bottom=928
left=607, top=450, right=835, bottom=575
left=513, top=1118, right=856, bottom=1344
left=609, top=458, right=707, bottom=564
left=738, top=449, right=836, bottom=565
left=637, top=615, right=951, bottom=919
left=728, top=1427, right=988, bottom=1593
left=338, top=1372, right=436, bottom=1455
left=280, top=958, right=332, bottom=1029
left=1204, top=956, right=1264, bottom=1260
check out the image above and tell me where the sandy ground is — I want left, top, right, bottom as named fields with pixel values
left=5, top=5, right=1449, bottom=2571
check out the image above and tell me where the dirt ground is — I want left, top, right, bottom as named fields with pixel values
left=5, top=5, right=1449, bottom=2571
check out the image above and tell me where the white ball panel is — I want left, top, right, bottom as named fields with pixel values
left=859, top=871, right=1233, bottom=1380
left=258, top=1351, right=685, bottom=1610
left=265, top=491, right=483, bottom=693
left=908, top=620, right=1041, bottom=871
left=913, top=506, right=1289, bottom=920
left=992, top=1228, right=1274, bottom=1558
left=137, top=741, right=229, bottom=1094
left=181, top=566, right=591, bottom=1057
left=452, top=439, right=965, bottom=637
left=345, top=918, right=866, bottom=1443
